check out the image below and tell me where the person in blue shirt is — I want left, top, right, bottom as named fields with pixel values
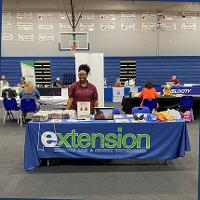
left=20, top=81, right=40, bottom=109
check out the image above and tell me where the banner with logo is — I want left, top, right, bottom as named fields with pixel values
left=24, top=120, right=190, bottom=171
left=113, top=87, right=124, bottom=102
left=20, top=61, right=35, bottom=84
left=169, top=86, right=200, bottom=95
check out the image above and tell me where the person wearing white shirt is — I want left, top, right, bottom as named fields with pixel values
left=0, top=75, right=9, bottom=96
left=124, top=78, right=136, bottom=87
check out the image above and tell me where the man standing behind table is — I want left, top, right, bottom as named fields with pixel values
left=169, top=75, right=180, bottom=86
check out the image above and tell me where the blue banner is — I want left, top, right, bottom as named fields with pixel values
left=24, top=118, right=190, bottom=171
left=104, top=86, right=200, bottom=102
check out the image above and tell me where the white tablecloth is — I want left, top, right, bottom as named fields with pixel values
left=0, top=96, right=67, bottom=106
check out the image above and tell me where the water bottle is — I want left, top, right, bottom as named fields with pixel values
left=152, top=108, right=156, bottom=114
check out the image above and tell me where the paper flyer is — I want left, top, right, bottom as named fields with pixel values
left=77, top=101, right=90, bottom=120
left=115, top=119, right=130, bottom=123
left=114, top=115, right=125, bottom=119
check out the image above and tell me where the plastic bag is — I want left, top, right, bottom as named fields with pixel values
left=180, top=108, right=194, bottom=123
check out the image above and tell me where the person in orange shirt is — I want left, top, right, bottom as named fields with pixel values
left=138, top=81, right=160, bottom=106
left=113, top=78, right=122, bottom=87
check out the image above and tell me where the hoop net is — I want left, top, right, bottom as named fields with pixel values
left=69, top=44, right=78, bottom=56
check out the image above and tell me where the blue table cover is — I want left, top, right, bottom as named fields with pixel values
left=24, top=118, right=191, bottom=171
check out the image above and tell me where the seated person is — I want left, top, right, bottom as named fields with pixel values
left=0, top=75, right=9, bottom=88
left=169, top=75, right=180, bottom=86
left=113, top=78, right=122, bottom=87
left=124, top=78, right=136, bottom=87
left=20, top=81, right=40, bottom=109
left=138, top=81, right=160, bottom=106
left=53, top=77, right=62, bottom=88
left=18, top=77, right=26, bottom=88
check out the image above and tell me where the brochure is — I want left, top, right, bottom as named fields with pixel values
left=77, top=101, right=90, bottom=120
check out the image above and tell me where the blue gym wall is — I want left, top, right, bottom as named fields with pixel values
left=1, top=56, right=200, bottom=87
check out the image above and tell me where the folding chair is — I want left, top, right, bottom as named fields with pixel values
left=143, top=99, right=158, bottom=113
left=3, top=98, right=20, bottom=124
left=20, top=99, right=37, bottom=126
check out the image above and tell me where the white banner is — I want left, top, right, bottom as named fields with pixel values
left=59, top=12, right=73, bottom=20
left=182, top=12, right=198, bottom=20
left=39, top=33, right=54, bottom=41
left=80, top=22, right=95, bottom=31
left=161, top=12, right=177, bottom=21
left=121, top=22, right=135, bottom=31
left=141, top=23, right=157, bottom=31
left=59, top=23, right=72, bottom=31
left=20, top=61, right=35, bottom=84
left=113, top=87, right=124, bottom=103
left=17, top=11, right=32, bottom=19
left=161, top=23, right=176, bottom=31
left=75, top=53, right=104, bottom=107
left=141, top=13, right=157, bottom=20
left=2, top=11, right=11, bottom=19
left=38, top=24, right=53, bottom=30
left=81, top=12, right=94, bottom=20
left=100, top=22, right=115, bottom=31
left=2, top=23, right=12, bottom=31
left=59, top=12, right=68, bottom=20
left=2, top=33, right=13, bottom=41
left=18, top=22, right=33, bottom=31
left=18, top=33, right=34, bottom=41
left=100, top=13, right=116, bottom=21
left=121, top=12, right=135, bottom=21
left=181, top=22, right=196, bottom=31
left=38, top=13, right=54, bottom=20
